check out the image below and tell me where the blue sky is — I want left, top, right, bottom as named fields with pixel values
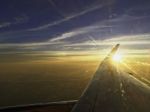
left=0, top=0, right=150, bottom=56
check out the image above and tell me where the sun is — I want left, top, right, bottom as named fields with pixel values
left=112, top=53, right=122, bottom=62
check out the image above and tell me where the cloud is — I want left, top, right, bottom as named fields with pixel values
left=48, top=13, right=150, bottom=42
left=14, top=15, right=29, bottom=24
left=109, top=14, right=150, bottom=23
left=50, top=29, right=87, bottom=42
left=0, top=41, right=62, bottom=48
left=50, top=32, right=78, bottom=42
left=127, top=2, right=150, bottom=14
left=103, top=34, right=150, bottom=44
left=0, top=15, right=29, bottom=29
left=28, top=1, right=113, bottom=31
left=64, top=34, right=150, bottom=47
left=0, top=22, right=11, bottom=28
left=49, top=23, right=114, bottom=42
left=0, top=33, right=149, bottom=56
left=61, top=34, right=150, bottom=56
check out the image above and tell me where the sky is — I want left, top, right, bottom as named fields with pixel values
left=0, top=0, right=150, bottom=59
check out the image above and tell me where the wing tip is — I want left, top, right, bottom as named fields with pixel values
left=107, top=44, right=120, bottom=58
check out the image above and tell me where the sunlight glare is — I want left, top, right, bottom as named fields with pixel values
left=113, top=53, right=122, bottom=62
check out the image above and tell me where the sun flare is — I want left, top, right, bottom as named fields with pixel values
left=112, top=53, right=122, bottom=62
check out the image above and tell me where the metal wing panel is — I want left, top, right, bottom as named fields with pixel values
left=71, top=44, right=150, bottom=112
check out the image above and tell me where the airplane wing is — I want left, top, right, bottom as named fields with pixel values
left=0, top=100, right=77, bottom=112
left=1, top=44, right=150, bottom=112
left=107, top=43, right=120, bottom=58
left=71, top=44, right=150, bottom=112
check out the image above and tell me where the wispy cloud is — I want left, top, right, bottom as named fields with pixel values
left=13, top=15, right=29, bottom=24
left=61, top=34, right=150, bottom=56
left=50, top=32, right=79, bottom=42
left=109, top=14, right=150, bottom=23
left=28, top=1, right=113, bottom=31
left=64, top=34, right=150, bottom=48
left=103, top=34, right=150, bottom=44
left=0, top=15, right=29, bottom=29
left=0, top=22, right=11, bottom=28
left=49, top=13, right=150, bottom=42
left=0, top=41, right=62, bottom=48
left=0, top=34, right=149, bottom=57
left=50, top=24, right=113, bottom=42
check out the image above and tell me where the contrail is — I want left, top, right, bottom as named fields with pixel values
left=29, top=2, right=110, bottom=31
